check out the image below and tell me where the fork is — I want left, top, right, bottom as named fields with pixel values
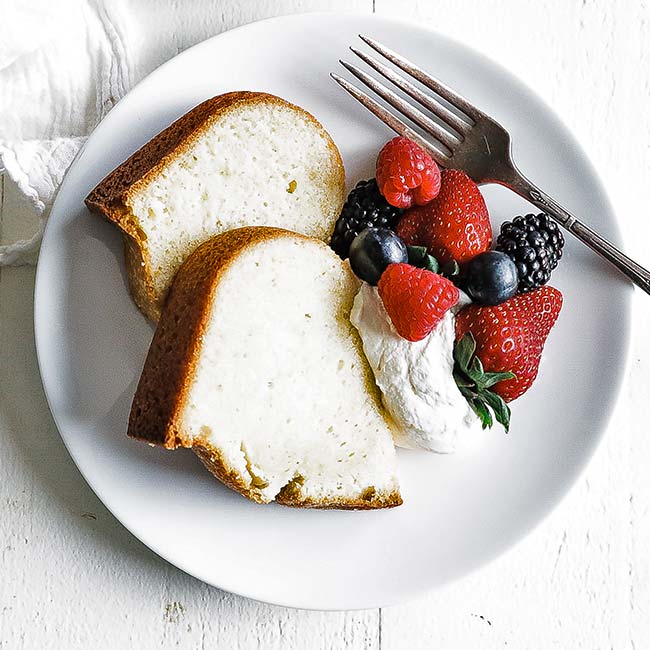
left=332, top=36, right=650, bottom=295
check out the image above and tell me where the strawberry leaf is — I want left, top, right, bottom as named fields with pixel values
left=407, top=245, right=439, bottom=274
left=407, top=245, right=427, bottom=265
left=470, top=398, right=493, bottom=430
left=468, top=356, right=485, bottom=383
left=440, top=259, right=461, bottom=280
left=481, top=370, right=516, bottom=389
left=424, top=256, right=439, bottom=273
left=482, top=390, right=511, bottom=432
left=453, top=331, right=476, bottom=373
left=453, top=332, right=513, bottom=432
left=457, top=385, right=475, bottom=400
left=453, top=371, right=474, bottom=388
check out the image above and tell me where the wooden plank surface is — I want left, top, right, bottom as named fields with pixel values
left=2, top=1, right=650, bottom=648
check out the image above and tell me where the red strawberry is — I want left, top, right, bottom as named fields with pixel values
left=376, top=137, right=441, bottom=209
left=396, top=169, right=491, bottom=264
left=455, top=285, right=563, bottom=401
left=378, top=263, right=459, bottom=342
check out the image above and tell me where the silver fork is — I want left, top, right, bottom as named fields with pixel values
left=332, top=36, right=650, bottom=295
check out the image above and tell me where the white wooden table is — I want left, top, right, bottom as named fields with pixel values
left=2, top=1, right=650, bottom=647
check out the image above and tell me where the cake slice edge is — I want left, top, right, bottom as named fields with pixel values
left=128, top=226, right=402, bottom=510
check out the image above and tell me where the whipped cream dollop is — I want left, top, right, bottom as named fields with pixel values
left=350, top=283, right=482, bottom=453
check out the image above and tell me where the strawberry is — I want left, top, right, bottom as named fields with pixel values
left=376, top=136, right=441, bottom=209
left=455, top=285, right=563, bottom=402
left=396, top=169, right=491, bottom=264
left=378, top=263, right=459, bottom=342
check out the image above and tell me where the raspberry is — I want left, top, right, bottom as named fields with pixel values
left=376, top=137, right=441, bottom=209
left=378, top=263, right=459, bottom=342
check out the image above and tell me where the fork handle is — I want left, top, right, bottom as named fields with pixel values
left=503, top=169, right=650, bottom=295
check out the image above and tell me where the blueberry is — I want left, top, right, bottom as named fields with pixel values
left=462, top=251, right=519, bottom=306
left=349, top=227, right=408, bottom=285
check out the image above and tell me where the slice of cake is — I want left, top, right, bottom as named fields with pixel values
left=128, top=227, right=402, bottom=509
left=85, top=92, right=346, bottom=321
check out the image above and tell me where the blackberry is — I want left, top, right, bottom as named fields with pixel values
left=330, top=179, right=403, bottom=259
left=496, top=213, right=564, bottom=293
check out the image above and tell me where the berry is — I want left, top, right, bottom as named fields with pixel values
left=349, top=228, right=408, bottom=285
left=496, top=213, right=565, bottom=293
left=462, top=251, right=519, bottom=305
left=330, top=179, right=403, bottom=259
left=376, top=137, right=441, bottom=209
left=396, top=169, right=491, bottom=264
left=378, top=263, right=459, bottom=342
left=455, top=285, right=563, bottom=401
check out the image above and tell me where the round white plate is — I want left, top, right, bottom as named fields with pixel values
left=35, top=13, right=631, bottom=610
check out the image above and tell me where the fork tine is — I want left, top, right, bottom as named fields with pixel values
left=349, top=46, right=470, bottom=137
left=359, top=35, right=483, bottom=123
left=339, top=60, right=457, bottom=152
left=330, top=73, right=451, bottom=165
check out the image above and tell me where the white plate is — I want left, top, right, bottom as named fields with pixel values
left=35, top=13, right=631, bottom=610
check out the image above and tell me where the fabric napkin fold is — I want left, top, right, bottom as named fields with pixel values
left=0, top=0, right=134, bottom=265
left=0, top=137, right=86, bottom=264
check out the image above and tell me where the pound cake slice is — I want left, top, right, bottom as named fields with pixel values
left=129, top=227, right=402, bottom=509
left=86, top=92, right=345, bottom=321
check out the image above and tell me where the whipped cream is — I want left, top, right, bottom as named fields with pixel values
left=350, top=283, right=482, bottom=453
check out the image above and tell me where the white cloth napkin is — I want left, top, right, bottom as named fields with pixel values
left=0, top=137, right=87, bottom=263
left=0, top=0, right=135, bottom=264
left=0, top=0, right=253, bottom=265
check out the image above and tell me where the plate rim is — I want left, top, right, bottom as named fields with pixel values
left=33, top=11, right=633, bottom=610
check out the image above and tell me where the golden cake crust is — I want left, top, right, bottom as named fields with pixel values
left=128, top=226, right=402, bottom=509
left=85, top=92, right=346, bottom=321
